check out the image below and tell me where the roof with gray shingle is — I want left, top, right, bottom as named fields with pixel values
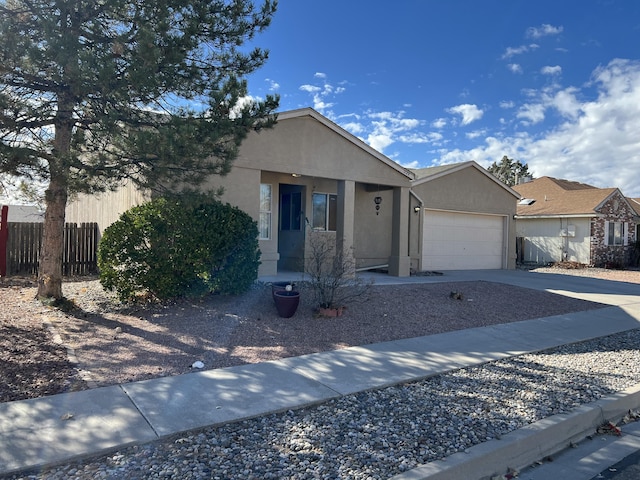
left=410, top=163, right=464, bottom=179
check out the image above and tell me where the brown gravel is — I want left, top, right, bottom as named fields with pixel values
left=1, top=267, right=638, bottom=404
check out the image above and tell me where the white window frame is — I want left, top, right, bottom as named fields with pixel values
left=604, top=220, right=628, bottom=246
left=259, top=184, right=272, bottom=240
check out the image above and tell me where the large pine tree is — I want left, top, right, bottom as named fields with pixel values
left=0, top=0, right=279, bottom=299
left=487, top=155, right=532, bottom=186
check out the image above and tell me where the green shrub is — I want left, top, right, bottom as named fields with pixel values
left=98, top=196, right=260, bottom=301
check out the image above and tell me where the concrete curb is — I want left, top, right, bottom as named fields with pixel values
left=390, top=383, right=640, bottom=480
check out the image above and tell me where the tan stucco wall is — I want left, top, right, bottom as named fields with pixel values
left=412, top=168, right=516, bottom=214
left=354, top=185, right=394, bottom=269
left=235, top=115, right=411, bottom=187
left=411, top=167, right=518, bottom=270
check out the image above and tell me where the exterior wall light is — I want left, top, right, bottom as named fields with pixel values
left=374, top=196, right=382, bottom=215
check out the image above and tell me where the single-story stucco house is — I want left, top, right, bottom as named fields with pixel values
left=513, top=176, right=640, bottom=267
left=66, top=108, right=518, bottom=276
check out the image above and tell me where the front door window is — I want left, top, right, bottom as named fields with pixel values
left=281, top=191, right=302, bottom=231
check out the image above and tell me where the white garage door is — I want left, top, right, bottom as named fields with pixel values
left=422, top=210, right=505, bottom=270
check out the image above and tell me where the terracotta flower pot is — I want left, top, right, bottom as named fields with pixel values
left=273, top=290, right=300, bottom=318
left=318, top=306, right=344, bottom=317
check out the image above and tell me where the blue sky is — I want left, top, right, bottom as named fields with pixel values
left=246, top=0, right=640, bottom=197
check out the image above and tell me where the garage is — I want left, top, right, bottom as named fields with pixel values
left=421, top=209, right=506, bottom=270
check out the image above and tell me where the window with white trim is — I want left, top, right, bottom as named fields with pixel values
left=312, top=193, right=337, bottom=231
left=605, top=220, right=628, bottom=246
left=259, top=184, right=272, bottom=240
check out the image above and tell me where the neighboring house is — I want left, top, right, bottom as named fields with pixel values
left=409, top=162, right=519, bottom=271
left=1, top=205, right=44, bottom=222
left=632, top=198, right=640, bottom=240
left=513, top=176, right=639, bottom=267
left=66, top=108, right=518, bottom=276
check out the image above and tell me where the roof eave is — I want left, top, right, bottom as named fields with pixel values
left=514, top=213, right=596, bottom=219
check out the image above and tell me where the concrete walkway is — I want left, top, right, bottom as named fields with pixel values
left=1, top=270, right=640, bottom=478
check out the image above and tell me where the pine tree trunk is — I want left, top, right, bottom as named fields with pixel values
left=38, top=92, right=73, bottom=300
left=37, top=174, right=68, bottom=299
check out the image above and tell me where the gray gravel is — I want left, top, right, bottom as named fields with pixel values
left=6, top=328, right=640, bottom=480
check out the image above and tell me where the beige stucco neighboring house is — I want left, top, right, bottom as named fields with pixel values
left=513, top=176, right=639, bottom=267
left=409, top=161, right=519, bottom=271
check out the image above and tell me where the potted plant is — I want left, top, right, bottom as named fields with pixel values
left=273, top=289, right=300, bottom=318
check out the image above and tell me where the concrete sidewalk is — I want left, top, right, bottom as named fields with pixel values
left=1, top=270, right=640, bottom=477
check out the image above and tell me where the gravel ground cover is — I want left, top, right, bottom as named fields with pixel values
left=1, top=267, right=639, bottom=479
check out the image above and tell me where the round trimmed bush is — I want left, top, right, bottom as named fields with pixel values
left=98, top=196, right=260, bottom=301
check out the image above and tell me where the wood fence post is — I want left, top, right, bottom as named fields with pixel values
left=0, top=205, right=8, bottom=277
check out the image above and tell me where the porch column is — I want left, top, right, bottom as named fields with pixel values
left=336, top=180, right=356, bottom=272
left=389, top=186, right=411, bottom=277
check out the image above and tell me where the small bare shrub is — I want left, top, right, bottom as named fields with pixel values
left=304, top=229, right=372, bottom=310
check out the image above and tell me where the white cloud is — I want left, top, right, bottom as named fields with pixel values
left=541, top=65, right=562, bottom=75
left=312, top=97, right=334, bottom=111
left=431, top=59, right=640, bottom=197
left=266, top=78, right=280, bottom=91
left=368, top=133, right=394, bottom=152
left=551, top=87, right=581, bottom=119
left=517, top=103, right=546, bottom=124
left=398, top=132, right=443, bottom=144
left=229, top=95, right=259, bottom=118
left=501, top=44, right=539, bottom=59
left=447, top=104, right=484, bottom=125
left=342, top=121, right=365, bottom=135
left=431, top=118, right=447, bottom=128
left=299, top=84, right=320, bottom=93
left=527, top=24, right=563, bottom=39
left=343, top=111, right=426, bottom=153
left=298, top=77, right=344, bottom=113
left=400, top=160, right=420, bottom=169
left=500, top=101, right=515, bottom=109
left=508, top=63, right=523, bottom=74
left=299, top=85, right=331, bottom=111
left=466, top=129, right=487, bottom=139
left=530, top=59, right=640, bottom=194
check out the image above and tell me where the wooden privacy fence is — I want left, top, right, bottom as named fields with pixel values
left=0, top=221, right=99, bottom=276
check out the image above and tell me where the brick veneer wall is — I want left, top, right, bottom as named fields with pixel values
left=590, top=193, right=637, bottom=267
